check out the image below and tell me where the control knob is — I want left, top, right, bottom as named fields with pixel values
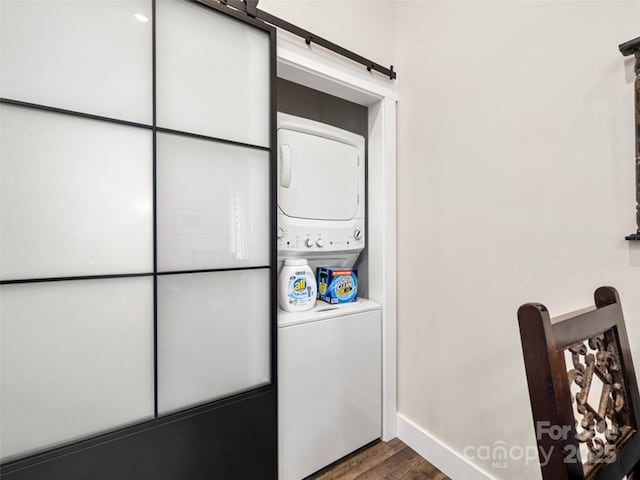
left=305, top=238, right=314, bottom=248
left=316, top=238, right=324, bottom=247
left=354, top=229, right=362, bottom=240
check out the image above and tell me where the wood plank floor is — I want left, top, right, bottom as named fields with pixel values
left=306, top=438, right=450, bottom=480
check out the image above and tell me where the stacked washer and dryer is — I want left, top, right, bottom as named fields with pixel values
left=277, top=113, right=382, bottom=480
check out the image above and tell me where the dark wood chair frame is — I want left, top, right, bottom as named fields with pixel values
left=519, top=287, right=640, bottom=479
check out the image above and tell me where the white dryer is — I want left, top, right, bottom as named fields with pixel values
left=277, top=113, right=365, bottom=269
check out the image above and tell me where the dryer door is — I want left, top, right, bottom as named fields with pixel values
left=278, top=128, right=360, bottom=221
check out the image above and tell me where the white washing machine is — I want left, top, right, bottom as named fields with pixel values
left=278, top=300, right=382, bottom=480
left=276, top=114, right=381, bottom=479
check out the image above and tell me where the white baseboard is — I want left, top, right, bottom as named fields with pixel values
left=397, top=413, right=497, bottom=480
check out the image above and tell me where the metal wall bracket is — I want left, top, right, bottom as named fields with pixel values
left=619, top=36, right=640, bottom=241
left=244, top=0, right=257, bottom=17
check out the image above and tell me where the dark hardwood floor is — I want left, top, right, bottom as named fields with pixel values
left=306, top=438, right=450, bottom=480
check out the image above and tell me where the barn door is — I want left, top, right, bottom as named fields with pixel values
left=0, top=0, right=276, bottom=478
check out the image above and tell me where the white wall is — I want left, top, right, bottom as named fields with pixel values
left=395, top=1, right=640, bottom=479
left=261, top=1, right=640, bottom=477
left=259, top=0, right=395, bottom=69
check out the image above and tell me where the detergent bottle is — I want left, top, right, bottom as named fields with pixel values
left=278, top=258, right=317, bottom=312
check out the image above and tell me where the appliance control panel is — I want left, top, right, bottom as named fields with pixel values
left=277, top=224, right=364, bottom=253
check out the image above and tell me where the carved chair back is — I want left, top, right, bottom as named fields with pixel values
left=518, top=287, right=640, bottom=479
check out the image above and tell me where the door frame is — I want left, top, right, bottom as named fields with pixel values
left=276, top=32, right=399, bottom=441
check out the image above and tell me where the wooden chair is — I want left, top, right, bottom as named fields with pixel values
left=518, top=287, right=640, bottom=479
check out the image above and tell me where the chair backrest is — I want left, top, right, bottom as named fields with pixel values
left=518, top=286, right=640, bottom=479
